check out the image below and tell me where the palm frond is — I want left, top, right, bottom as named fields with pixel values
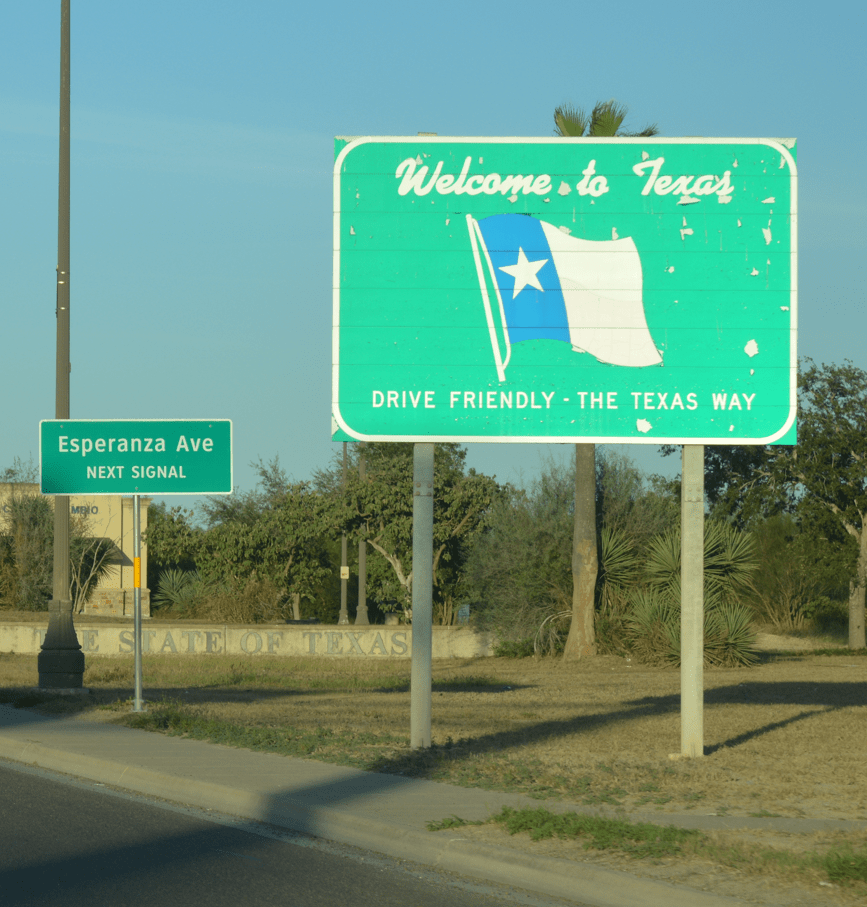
left=599, top=526, right=640, bottom=589
left=553, top=104, right=589, bottom=137
left=704, top=600, right=759, bottom=666
left=555, top=99, right=660, bottom=138
left=588, top=100, right=627, bottom=137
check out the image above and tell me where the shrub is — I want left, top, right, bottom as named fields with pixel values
left=151, top=569, right=214, bottom=616
left=743, top=515, right=853, bottom=633
left=152, top=569, right=290, bottom=623
left=703, top=599, right=759, bottom=666
left=493, top=637, right=536, bottom=658
left=194, top=574, right=287, bottom=624
left=623, top=589, right=680, bottom=666
left=0, top=493, right=53, bottom=610
left=644, top=521, right=756, bottom=602
left=464, top=467, right=573, bottom=650
left=533, top=610, right=570, bottom=656
left=0, top=485, right=115, bottom=612
left=595, top=529, right=640, bottom=656
left=622, top=588, right=758, bottom=667
left=804, top=595, right=849, bottom=634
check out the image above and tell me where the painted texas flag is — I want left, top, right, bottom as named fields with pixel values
left=467, top=214, right=662, bottom=382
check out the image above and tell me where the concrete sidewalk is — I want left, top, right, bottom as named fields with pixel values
left=0, top=705, right=860, bottom=907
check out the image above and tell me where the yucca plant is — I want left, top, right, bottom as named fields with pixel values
left=533, top=606, right=571, bottom=656
left=704, top=598, right=759, bottom=666
left=595, top=527, right=642, bottom=654
left=622, top=588, right=758, bottom=667
left=645, top=522, right=757, bottom=601
left=152, top=568, right=216, bottom=615
left=598, top=526, right=641, bottom=590
left=614, top=521, right=759, bottom=667
left=623, top=588, right=680, bottom=666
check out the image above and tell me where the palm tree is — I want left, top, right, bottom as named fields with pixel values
left=553, top=99, right=658, bottom=140
left=555, top=100, right=659, bottom=661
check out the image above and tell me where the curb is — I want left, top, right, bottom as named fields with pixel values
left=0, top=729, right=745, bottom=907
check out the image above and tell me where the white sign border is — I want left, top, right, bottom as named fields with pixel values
left=333, top=136, right=797, bottom=446
left=39, top=418, right=234, bottom=496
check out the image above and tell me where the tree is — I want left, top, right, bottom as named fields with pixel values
left=145, top=502, right=202, bottom=584
left=0, top=489, right=53, bottom=610
left=553, top=100, right=659, bottom=659
left=463, top=450, right=678, bottom=653
left=463, top=458, right=573, bottom=651
left=196, top=459, right=332, bottom=615
left=777, top=361, right=867, bottom=648
left=675, top=361, right=867, bottom=648
left=659, top=443, right=780, bottom=528
left=320, top=443, right=500, bottom=622
left=553, top=100, right=658, bottom=142
left=147, top=458, right=335, bottom=621
left=197, top=456, right=291, bottom=528
left=1, top=459, right=116, bottom=612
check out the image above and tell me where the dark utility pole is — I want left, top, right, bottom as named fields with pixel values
left=38, top=0, right=84, bottom=689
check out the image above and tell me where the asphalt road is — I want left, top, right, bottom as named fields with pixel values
left=0, top=759, right=582, bottom=907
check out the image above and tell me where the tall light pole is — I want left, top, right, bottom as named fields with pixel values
left=38, top=0, right=84, bottom=689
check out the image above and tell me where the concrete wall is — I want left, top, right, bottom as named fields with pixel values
left=0, top=484, right=150, bottom=617
left=0, top=623, right=494, bottom=659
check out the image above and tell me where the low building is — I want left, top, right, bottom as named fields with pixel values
left=0, top=483, right=151, bottom=617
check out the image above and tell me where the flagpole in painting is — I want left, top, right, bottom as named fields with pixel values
left=467, top=215, right=510, bottom=382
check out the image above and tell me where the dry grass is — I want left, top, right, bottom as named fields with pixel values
left=2, top=647, right=865, bottom=822
left=3, top=642, right=867, bottom=904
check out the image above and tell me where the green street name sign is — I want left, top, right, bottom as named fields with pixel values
left=40, top=419, right=233, bottom=495
left=333, top=137, right=797, bottom=444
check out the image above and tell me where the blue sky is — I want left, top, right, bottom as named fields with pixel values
left=2, top=0, right=864, bottom=511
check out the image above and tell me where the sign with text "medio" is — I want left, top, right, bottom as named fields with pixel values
left=333, top=137, right=797, bottom=445
left=40, top=420, right=232, bottom=495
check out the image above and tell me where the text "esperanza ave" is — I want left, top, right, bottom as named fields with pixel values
left=57, top=435, right=214, bottom=457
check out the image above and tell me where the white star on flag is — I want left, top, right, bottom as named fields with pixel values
left=498, top=247, right=547, bottom=298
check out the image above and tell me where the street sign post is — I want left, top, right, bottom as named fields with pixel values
left=40, top=419, right=233, bottom=495
left=39, top=418, right=232, bottom=712
left=333, top=136, right=797, bottom=445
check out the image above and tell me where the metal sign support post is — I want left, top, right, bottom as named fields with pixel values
left=410, top=443, right=434, bottom=749
left=680, top=445, right=705, bottom=757
left=355, top=443, right=369, bottom=625
left=132, top=494, right=145, bottom=712
left=339, top=442, right=349, bottom=624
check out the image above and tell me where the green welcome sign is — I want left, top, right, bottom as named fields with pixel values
left=333, top=137, right=796, bottom=444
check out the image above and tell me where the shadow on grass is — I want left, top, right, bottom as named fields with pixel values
left=0, top=676, right=533, bottom=717
left=366, top=680, right=867, bottom=779
left=704, top=707, right=834, bottom=754
left=3, top=679, right=865, bottom=785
